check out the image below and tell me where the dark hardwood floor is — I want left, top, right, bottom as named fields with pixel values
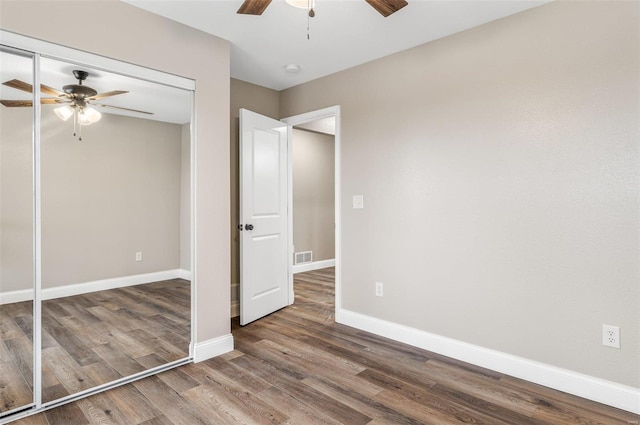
left=1, top=279, right=190, bottom=415
left=8, top=268, right=640, bottom=424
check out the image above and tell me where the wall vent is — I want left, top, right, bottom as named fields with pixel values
left=294, top=251, right=313, bottom=265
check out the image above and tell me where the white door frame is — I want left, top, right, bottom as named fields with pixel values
left=281, top=106, right=342, bottom=317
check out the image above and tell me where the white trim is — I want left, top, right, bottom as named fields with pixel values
left=293, top=259, right=335, bottom=274
left=0, top=30, right=195, bottom=90
left=189, top=85, right=197, bottom=361
left=337, top=308, right=640, bottom=415
left=0, top=269, right=189, bottom=304
left=281, top=105, right=342, bottom=313
left=0, top=289, right=33, bottom=305
left=178, top=269, right=193, bottom=280
left=193, top=334, right=234, bottom=363
left=32, top=51, right=43, bottom=409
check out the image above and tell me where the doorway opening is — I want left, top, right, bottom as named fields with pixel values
left=236, top=106, right=340, bottom=326
left=283, top=106, right=341, bottom=320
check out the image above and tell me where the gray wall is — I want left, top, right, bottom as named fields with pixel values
left=293, top=128, right=335, bottom=262
left=2, top=0, right=231, bottom=343
left=280, top=1, right=640, bottom=387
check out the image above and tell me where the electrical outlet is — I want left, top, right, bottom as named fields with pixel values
left=135, top=252, right=143, bottom=262
left=353, top=195, right=364, bottom=209
left=375, top=282, right=383, bottom=297
left=602, top=324, right=620, bottom=349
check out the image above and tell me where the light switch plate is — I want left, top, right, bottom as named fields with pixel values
left=353, top=195, right=364, bottom=209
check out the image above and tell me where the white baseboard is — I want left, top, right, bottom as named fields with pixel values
left=293, top=259, right=335, bottom=274
left=178, top=269, right=192, bottom=280
left=0, top=269, right=191, bottom=304
left=193, top=334, right=234, bottom=363
left=0, top=289, right=32, bottom=305
left=337, top=308, right=640, bottom=415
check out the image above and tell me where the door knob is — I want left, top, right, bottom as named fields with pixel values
left=245, top=224, right=254, bottom=231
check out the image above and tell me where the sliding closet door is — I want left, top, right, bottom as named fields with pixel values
left=0, top=47, right=35, bottom=417
left=39, top=57, right=192, bottom=403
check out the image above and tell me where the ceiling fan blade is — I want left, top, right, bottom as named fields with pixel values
left=1, top=98, right=68, bottom=107
left=92, top=103, right=153, bottom=115
left=41, top=98, right=65, bottom=104
left=90, top=90, right=129, bottom=100
left=40, top=84, right=66, bottom=97
left=3, top=79, right=34, bottom=93
left=237, top=0, right=272, bottom=15
left=1, top=99, right=34, bottom=107
left=366, top=0, right=408, bottom=17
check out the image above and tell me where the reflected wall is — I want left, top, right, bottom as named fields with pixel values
left=0, top=48, right=34, bottom=416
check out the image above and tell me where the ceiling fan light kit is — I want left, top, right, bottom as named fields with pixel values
left=53, top=105, right=74, bottom=121
left=285, top=0, right=314, bottom=9
left=78, top=106, right=102, bottom=126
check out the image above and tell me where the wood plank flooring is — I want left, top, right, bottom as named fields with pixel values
left=7, top=268, right=640, bottom=424
left=1, top=279, right=190, bottom=415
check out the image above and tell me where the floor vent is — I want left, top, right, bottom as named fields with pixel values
left=294, top=251, right=313, bottom=265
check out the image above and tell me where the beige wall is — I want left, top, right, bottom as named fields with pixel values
left=292, top=128, right=335, bottom=262
left=2, top=109, right=184, bottom=292
left=39, top=112, right=182, bottom=288
left=1, top=0, right=231, bottom=342
left=0, top=103, right=33, bottom=293
left=230, top=78, right=280, bottom=285
left=180, top=123, right=191, bottom=271
left=280, top=1, right=640, bottom=387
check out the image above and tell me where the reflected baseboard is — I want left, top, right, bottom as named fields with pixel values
left=231, top=282, right=239, bottom=318
left=0, top=269, right=192, bottom=304
left=293, top=259, right=335, bottom=274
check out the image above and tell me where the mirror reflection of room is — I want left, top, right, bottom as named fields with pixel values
left=0, top=53, right=193, bottom=411
left=39, top=57, right=192, bottom=403
left=0, top=47, right=35, bottom=416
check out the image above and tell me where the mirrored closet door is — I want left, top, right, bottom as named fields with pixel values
left=0, top=35, right=194, bottom=420
left=0, top=46, right=35, bottom=417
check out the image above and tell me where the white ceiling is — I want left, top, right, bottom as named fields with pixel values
left=126, top=0, right=550, bottom=91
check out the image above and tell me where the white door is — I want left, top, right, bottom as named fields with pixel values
left=239, top=109, right=289, bottom=325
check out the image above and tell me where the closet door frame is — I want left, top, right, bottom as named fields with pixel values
left=0, top=30, right=196, bottom=423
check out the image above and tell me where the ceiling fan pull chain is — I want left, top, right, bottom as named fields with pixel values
left=307, top=0, right=315, bottom=40
left=73, top=108, right=77, bottom=138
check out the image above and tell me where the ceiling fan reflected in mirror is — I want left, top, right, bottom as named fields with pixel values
left=237, top=0, right=408, bottom=17
left=0, top=70, right=153, bottom=141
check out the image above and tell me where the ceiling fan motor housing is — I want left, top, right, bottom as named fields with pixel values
left=64, top=70, right=98, bottom=99
left=63, top=84, right=98, bottom=99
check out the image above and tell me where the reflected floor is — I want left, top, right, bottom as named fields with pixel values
left=1, top=279, right=190, bottom=412
left=0, top=300, right=33, bottom=414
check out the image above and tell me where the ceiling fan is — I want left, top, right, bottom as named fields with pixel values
left=0, top=69, right=152, bottom=115
left=237, top=0, right=408, bottom=17
left=1, top=70, right=153, bottom=140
